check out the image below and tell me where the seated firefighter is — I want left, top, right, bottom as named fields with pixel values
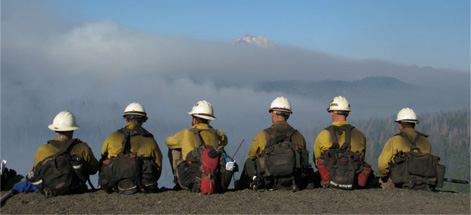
left=378, top=108, right=444, bottom=191
left=99, top=102, right=162, bottom=194
left=28, top=111, right=99, bottom=196
left=238, top=97, right=311, bottom=191
left=165, top=100, right=235, bottom=194
left=313, top=96, right=372, bottom=189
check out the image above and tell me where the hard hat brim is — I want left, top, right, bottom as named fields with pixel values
left=269, top=108, right=293, bottom=114
left=48, top=124, right=79, bottom=131
left=188, top=112, right=216, bottom=120
left=395, top=119, right=419, bottom=124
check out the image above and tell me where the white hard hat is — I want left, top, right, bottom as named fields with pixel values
left=123, top=102, right=147, bottom=118
left=327, top=96, right=351, bottom=112
left=396, top=107, right=419, bottom=124
left=188, top=100, right=216, bottom=120
left=269, top=96, right=292, bottom=113
left=48, top=111, right=80, bottom=131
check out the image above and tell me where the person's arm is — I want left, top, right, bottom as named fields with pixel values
left=248, top=131, right=267, bottom=159
left=75, top=142, right=100, bottom=175
left=377, top=138, right=394, bottom=178
left=313, top=131, right=329, bottom=166
left=293, top=131, right=306, bottom=149
left=101, top=136, right=110, bottom=159
left=83, top=143, right=99, bottom=175
left=164, top=130, right=185, bottom=150
left=32, top=146, right=47, bottom=170
left=152, top=139, right=163, bottom=168
left=217, top=130, right=228, bottom=150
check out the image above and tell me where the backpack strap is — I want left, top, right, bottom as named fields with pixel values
left=264, top=127, right=298, bottom=149
left=190, top=127, right=219, bottom=148
left=117, top=127, right=153, bottom=137
left=35, top=139, right=81, bottom=174
left=396, top=131, right=426, bottom=152
left=325, top=124, right=355, bottom=151
left=48, top=138, right=81, bottom=157
left=116, top=129, right=132, bottom=154
left=117, top=127, right=154, bottom=154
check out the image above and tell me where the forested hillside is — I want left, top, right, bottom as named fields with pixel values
left=301, top=109, right=470, bottom=192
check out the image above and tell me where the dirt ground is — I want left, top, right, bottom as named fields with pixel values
left=1, top=187, right=470, bottom=214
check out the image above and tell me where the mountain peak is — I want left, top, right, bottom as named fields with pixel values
left=229, top=34, right=275, bottom=48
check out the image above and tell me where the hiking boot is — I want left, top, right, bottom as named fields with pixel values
left=117, top=179, right=138, bottom=195
left=190, top=184, right=200, bottom=193
left=172, top=183, right=182, bottom=191
left=234, top=180, right=241, bottom=190
left=142, top=180, right=159, bottom=193
left=143, top=184, right=159, bottom=193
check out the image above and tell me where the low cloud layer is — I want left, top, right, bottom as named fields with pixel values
left=1, top=1, right=469, bottom=187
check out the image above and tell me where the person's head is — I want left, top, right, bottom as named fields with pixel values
left=395, top=107, right=418, bottom=131
left=188, top=100, right=216, bottom=125
left=269, top=96, right=292, bottom=123
left=326, top=96, right=350, bottom=121
left=48, top=111, right=79, bottom=140
left=123, top=102, right=148, bottom=125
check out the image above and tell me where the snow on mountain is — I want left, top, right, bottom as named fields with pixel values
left=229, top=34, right=275, bottom=48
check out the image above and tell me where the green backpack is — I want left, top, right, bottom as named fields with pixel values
left=389, top=132, right=445, bottom=190
left=30, top=139, right=88, bottom=196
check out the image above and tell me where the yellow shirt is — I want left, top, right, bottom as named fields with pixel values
left=165, top=123, right=228, bottom=160
left=377, top=128, right=433, bottom=177
left=33, top=139, right=99, bottom=175
left=101, top=124, right=163, bottom=168
left=313, top=121, right=366, bottom=165
left=248, top=121, right=306, bottom=160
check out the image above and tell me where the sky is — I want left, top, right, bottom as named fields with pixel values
left=56, top=0, right=470, bottom=71
left=1, top=0, right=470, bottom=187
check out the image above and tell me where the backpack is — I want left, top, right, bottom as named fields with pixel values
left=256, top=127, right=309, bottom=190
left=316, top=125, right=372, bottom=190
left=99, top=128, right=160, bottom=194
left=389, top=132, right=445, bottom=190
left=30, top=139, right=88, bottom=196
left=177, top=128, right=236, bottom=194
left=1, top=160, right=18, bottom=191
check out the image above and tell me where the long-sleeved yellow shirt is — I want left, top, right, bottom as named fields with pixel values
left=313, top=121, right=366, bottom=165
left=377, top=128, right=432, bottom=177
left=248, top=121, right=306, bottom=160
left=33, top=139, right=99, bottom=175
left=101, top=123, right=163, bottom=168
left=165, top=123, right=228, bottom=160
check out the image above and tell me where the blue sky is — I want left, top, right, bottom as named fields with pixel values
left=56, top=0, right=470, bottom=71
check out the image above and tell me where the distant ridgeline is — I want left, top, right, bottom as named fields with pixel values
left=301, top=109, right=470, bottom=193
left=256, top=76, right=416, bottom=100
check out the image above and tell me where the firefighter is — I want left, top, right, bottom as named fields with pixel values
left=313, top=96, right=366, bottom=164
left=165, top=100, right=228, bottom=190
left=377, top=107, right=433, bottom=189
left=100, top=102, right=162, bottom=194
left=238, top=96, right=307, bottom=190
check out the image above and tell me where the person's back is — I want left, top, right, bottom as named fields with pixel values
left=239, top=97, right=310, bottom=191
left=102, top=123, right=161, bottom=162
left=28, top=111, right=99, bottom=196
left=313, top=121, right=366, bottom=164
left=377, top=128, right=432, bottom=165
left=176, top=123, right=227, bottom=161
left=313, top=96, right=372, bottom=189
left=99, top=102, right=162, bottom=194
